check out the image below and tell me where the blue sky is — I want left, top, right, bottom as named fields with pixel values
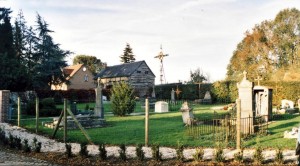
left=2, top=0, right=300, bottom=84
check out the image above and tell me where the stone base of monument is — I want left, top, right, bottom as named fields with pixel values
left=44, top=115, right=106, bottom=129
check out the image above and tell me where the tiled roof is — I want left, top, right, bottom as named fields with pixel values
left=95, top=61, right=154, bottom=78
left=63, top=64, right=83, bottom=79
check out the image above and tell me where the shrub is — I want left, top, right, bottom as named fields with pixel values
left=253, top=147, right=264, bottom=164
left=176, top=142, right=184, bottom=161
left=119, top=144, right=127, bottom=161
left=136, top=144, right=144, bottom=161
left=23, top=139, right=31, bottom=153
left=15, top=137, right=22, bottom=150
left=111, top=82, right=136, bottom=116
left=214, top=147, right=225, bottom=163
left=99, top=143, right=107, bottom=160
left=193, top=148, right=204, bottom=162
left=79, top=143, right=89, bottom=157
left=65, top=143, right=72, bottom=158
left=275, top=148, right=284, bottom=164
left=233, top=149, right=243, bottom=163
left=151, top=144, right=162, bottom=161
left=8, top=133, right=16, bottom=148
left=32, top=137, right=42, bottom=153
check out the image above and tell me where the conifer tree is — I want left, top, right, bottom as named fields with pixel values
left=120, top=43, right=135, bottom=63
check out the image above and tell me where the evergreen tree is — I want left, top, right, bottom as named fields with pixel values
left=0, top=8, right=28, bottom=91
left=32, top=14, right=70, bottom=89
left=120, top=43, right=135, bottom=63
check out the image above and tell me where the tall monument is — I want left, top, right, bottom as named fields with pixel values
left=95, top=78, right=104, bottom=118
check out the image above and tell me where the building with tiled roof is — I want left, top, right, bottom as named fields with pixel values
left=51, top=64, right=96, bottom=90
left=95, top=61, right=155, bottom=97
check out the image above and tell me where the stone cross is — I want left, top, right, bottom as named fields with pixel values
left=255, top=76, right=263, bottom=86
left=94, top=79, right=104, bottom=118
left=171, top=88, right=175, bottom=102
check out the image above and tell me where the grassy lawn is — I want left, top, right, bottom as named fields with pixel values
left=14, top=103, right=300, bottom=149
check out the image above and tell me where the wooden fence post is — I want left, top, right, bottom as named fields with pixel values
left=145, top=98, right=149, bottom=146
left=17, top=96, right=21, bottom=127
left=236, top=99, right=241, bottom=150
left=64, top=99, right=67, bottom=143
left=36, top=97, right=39, bottom=133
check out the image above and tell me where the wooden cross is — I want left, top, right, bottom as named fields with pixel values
left=175, top=85, right=182, bottom=98
left=255, top=76, right=263, bottom=86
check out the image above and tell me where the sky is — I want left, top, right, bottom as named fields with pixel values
left=2, top=0, right=300, bottom=84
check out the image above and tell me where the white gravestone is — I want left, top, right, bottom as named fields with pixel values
left=155, top=101, right=169, bottom=113
left=281, top=99, right=294, bottom=109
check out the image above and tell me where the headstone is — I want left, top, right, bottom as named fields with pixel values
left=180, top=102, right=194, bottom=126
left=155, top=101, right=169, bottom=113
left=0, top=90, right=10, bottom=123
left=237, top=71, right=254, bottom=134
left=94, top=81, right=104, bottom=118
left=201, top=91, right=212, bottom=104
left=253, top=86, right=273, bottom=122
left=204, top=91, right=211, bottom=100
left=171, top=89, right=175, bottom=102
left=281, top=99, right=294, bottom=109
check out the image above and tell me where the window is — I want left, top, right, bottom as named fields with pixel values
left=84, top=74, right=88, bottom=82
left=145, top=71, right=149, bottom=74
left=137, top=70, right=141, bottom=73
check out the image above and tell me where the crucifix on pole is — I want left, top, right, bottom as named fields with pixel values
left=195, top=82, right=202, bottom=99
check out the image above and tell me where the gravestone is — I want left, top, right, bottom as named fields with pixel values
left=171, top=89, right=175, bottom=103
left=180, top=102, right=194, bottom=126
left=202, top=91, right=212, bottom=104
left=155, top=101, right=169, bottom=113
left=0, top=90, right=10, bottom=123
left=253, top=86, right=272, bottom=122
left=237, top=71, right=254, bottom=134
left=281, top=99, right=294, bottom=109
left=94, top=81, right=104, bottom=118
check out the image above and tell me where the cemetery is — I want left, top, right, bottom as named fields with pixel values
left=1, top=5, right=300, bottom=165
left=1, top=72, right=300, bottom=165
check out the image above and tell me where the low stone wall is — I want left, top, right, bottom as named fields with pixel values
left=0, top=123, right=298, bottom=163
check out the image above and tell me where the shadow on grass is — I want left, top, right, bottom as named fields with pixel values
left=269, top=121, right=299, bottom=131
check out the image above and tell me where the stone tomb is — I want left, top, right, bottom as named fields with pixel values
left=155, top=101, right=169, bottom=113
left=237, top=71, right=273, bottom=134
left=253, top=86, right=272, bottom=122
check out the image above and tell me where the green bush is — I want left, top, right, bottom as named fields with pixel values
left=79, top=143, right=89, bottom=157
left=193, top=148, right=204, bottom=162
left=119, top=144, right=127, bottom=161
left=176, top=142, right=184, bottom=161
left=136, top=144, right=144, bottom=161
left=99, top=143, right=107, bottom=160
left=111, top=82, right=136, bottom=116
left=25, top=98, right=60, bottom=116
left=65, top=143, right=72, bottom=158
left=151, top=144, right=162, bottom=161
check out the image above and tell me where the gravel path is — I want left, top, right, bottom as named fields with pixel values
left=0, top=148, right=58, bottom=166
left=0, top=123, right=298, bottom=164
